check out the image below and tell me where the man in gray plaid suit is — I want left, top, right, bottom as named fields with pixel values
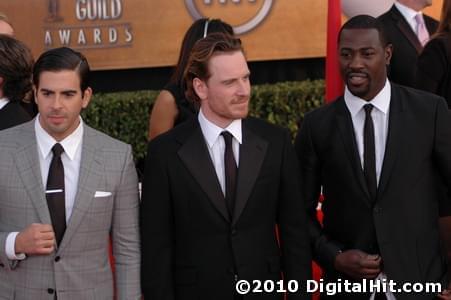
left=0, top=47, right=141, bottom=299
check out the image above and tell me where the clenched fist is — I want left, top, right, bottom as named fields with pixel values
left=15, top=223, right=55, bottom=255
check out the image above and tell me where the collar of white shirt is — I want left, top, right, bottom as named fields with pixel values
left=395, top=1, right=423, bottom=30
left=198, top=108, right=242, bottom=148
left=34, top=114, right=84, bottom=161
left=0, top=97, right=10, bottom=110
left=344, top=80, right=391, bottom=117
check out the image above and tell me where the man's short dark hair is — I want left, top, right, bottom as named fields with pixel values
left=338, top=14, right=389, bottom=47
left=0, top=34, right=33, bottom=102
left=33, top=47, right=90, bottom=92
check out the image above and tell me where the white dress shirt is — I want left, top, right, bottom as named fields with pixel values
left=198, top=109, right=241, bottom=196
left=394, top=1, right=424, bottom=35
left=0, top=97, right=9, bottom=110
left=6, top=115, right=84, bottom=259
left=344, top=80, right=390, bottom=184
left=344, top=81, right=396, bottom=300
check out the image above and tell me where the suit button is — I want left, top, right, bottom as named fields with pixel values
left=54, top=256, right=60, bottom=262
left=373, top=206, right=382, bottom=213
left=47, top=288, right=54, bottom=294
left=231, top=228, right=237, bottom=236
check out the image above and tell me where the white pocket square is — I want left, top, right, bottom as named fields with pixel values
left=94, top=191, right=112, bottom=197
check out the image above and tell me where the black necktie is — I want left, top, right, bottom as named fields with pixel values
left=46, top=143, right=66, bottom=245
left=221, top=131, right=237, bottom=219
left=363, top=104, right=377, bottom=203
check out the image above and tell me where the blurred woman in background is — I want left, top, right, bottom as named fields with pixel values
left=416, top=0, right=451, bottom=108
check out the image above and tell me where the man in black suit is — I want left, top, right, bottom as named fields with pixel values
left=140, top=33, right=311, bottom=300
left=0, top=34, right=33, bottom=130
left=378, top=0, right=438, bottom=88
left=296, top=15, right=451, bottom=299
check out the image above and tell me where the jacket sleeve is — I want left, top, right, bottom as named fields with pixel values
left=140, top=139, right=174, bottom=300
left=278, top=129, right=312, bottom=299
left=112, top=145, right=141, bottom=299
left=295, top=115, right=343, bottom=273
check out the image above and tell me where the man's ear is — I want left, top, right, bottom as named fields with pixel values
left=385, top=43, right=393, bottom=65
left=81, top=87, right=92, bottom=109
left=32, top=85, right=38, bottom=102
left=193, top=78, right=207, bottom=101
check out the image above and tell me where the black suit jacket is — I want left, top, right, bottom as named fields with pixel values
left=378, top=5, right=438, bottom=88
left=141, top=117, right=311, bottom=300
left=416, top=33, right=451, bottom=108
left=0, top=101, right=31, bottom=131
left=295, top=84, right=451, bottom=299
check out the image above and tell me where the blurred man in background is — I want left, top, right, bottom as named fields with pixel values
left=0, top=34, right=33, bottom=130
left=378, top=0, right=437, bottom=88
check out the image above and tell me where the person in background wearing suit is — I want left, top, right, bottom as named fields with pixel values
left=0, top=34, right=33, bottom=130
left=0, top=12, right=38, bottom=118
left=0, top=47, right=141, bottom=299
left=416, top=0, right=451, bottom=108
left=296, top=15, right=451, bottom=299
left=378, top=0, right=437, bottom=88
left=141, top=33, right=311, bottom=300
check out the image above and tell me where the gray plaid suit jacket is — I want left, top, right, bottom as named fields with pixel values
left=0, top=120, right=141, bottom=299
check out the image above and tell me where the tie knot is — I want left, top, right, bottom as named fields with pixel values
left=221, top=131, right=233, bottom=146
left=415, top=13, right=425, bottom=25
left=364, top=103, right=374, bottom=115
left=52, top=143, right=65, bottom=157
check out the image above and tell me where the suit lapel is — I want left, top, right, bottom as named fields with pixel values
left=58, top=126, right=101, bottom=252
left=177, top=122, right=230, bottom=223
left=391, top=5, right=423, bottom=53
left=14, top=122, right=52, bottom=224
left=335, top=99, right=372, bottom=207
left=232, top=122, right=268, bottom=225
left=377, top=85, right=404, bottom=199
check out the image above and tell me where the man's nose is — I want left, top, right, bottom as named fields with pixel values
left=51, top=95, right=63, bottom=109
left=349, top=54, right=364, bottom=69
left=236, top=79, right=250, bottom=96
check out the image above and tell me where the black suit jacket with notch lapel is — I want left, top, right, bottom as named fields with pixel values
left=140, top=117, right=311, bottom=300
left=295, top=83, right=451, bottom=300
left=378, top=4, right=438, bottom=88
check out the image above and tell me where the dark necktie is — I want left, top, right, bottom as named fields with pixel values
left=221, top=131, right=237, bottom=219
left=46, top=143, right=66, bottom=245
left=363, top=104, right=377, bottom=203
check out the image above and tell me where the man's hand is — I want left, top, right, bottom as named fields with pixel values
left=437, top=281, right=451, bottom=300
left=334, top=249, right=381, bottom=279
left=15, top=223, right=55, bottom=255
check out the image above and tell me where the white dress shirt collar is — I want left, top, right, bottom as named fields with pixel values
left=395, top=1, right=422, bottom=32
left=35, top=114, right=84, bottom=161
left=198, top=109, right=242, bottom=148
left=0, top=97, right=10, bottom=110
left=344, top=80, right=391, bottom=117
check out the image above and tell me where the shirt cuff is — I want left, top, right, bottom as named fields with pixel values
left=6, top=232, right=26, bottom=260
